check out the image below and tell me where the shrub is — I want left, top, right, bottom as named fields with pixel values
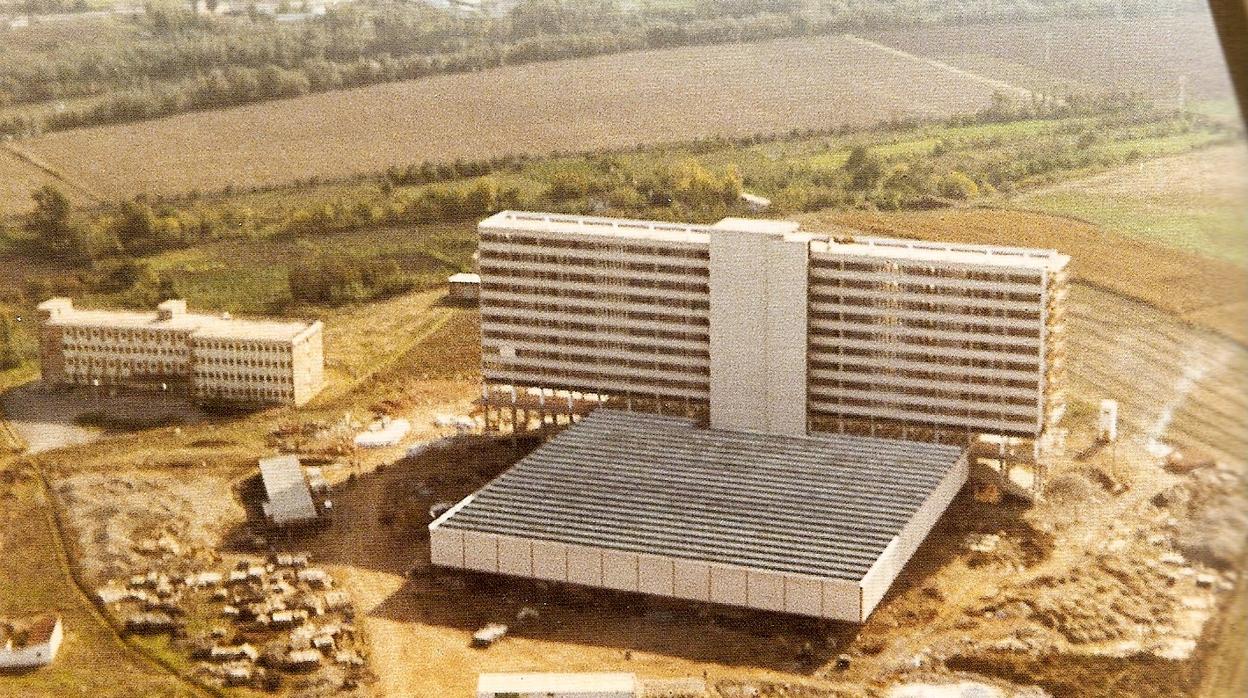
left=937, top=171, right=980, bottom=200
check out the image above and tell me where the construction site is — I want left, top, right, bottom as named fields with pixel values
left=1, top=207, right=1243, bottom=698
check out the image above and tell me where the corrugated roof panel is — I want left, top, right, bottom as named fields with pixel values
left=258, top=455, right=317, bottom=524
left=438, top=409, right=964, bottom=580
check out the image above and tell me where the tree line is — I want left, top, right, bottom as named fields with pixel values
left=12, top=92, right=1233, bottom=308
left=0, top=0, right=1209, bottom=137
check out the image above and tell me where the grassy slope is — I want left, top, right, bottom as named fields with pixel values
left=1010, top=144, right=1248, bottom=267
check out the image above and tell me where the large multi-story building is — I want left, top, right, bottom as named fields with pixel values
left=478, top=210, right=1068, bottom=441
left=36, top=298, right=324, bottom=406
left=436, top=210, right=1070, bottom=621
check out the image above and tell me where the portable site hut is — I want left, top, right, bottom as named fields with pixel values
left=447, top=273, right=481, bottom=303
left=431, top=409, right=968, bottom=623
left=259, top=455, right=318, bottom=525
left=0, top=614, right=63, bottom=669
left=477, top=672, right=637, bottom=698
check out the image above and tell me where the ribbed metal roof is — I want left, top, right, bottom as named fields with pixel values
left=438, top=410, right=964, bottom=581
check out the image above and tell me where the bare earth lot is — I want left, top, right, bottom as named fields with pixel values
left=271, top=282, right=1247, bottom=698
left=18, top=34, right=1013, bottom=200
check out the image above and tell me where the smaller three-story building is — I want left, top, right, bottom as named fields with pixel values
left=36, top=298, right=324, bottom=406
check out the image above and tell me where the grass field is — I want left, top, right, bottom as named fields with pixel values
left=1012, top=145, right=1248, bottom=267
left=0, top=149, right=67, bottom=217
left=15, top=33, right=1022, bottom=200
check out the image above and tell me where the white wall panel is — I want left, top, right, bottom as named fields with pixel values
left=709, top=228, right=770, bottom=432
left=822, top=579, right=861, bottom=622
left=463, top=531, right=499, bottom=573
left=672, top=560, right=711, bottom=601
left=429, top=528, right=464, bottom=567
left=496, top=535, right=533, bottom=577
left=709, top=565, right=747, bottom=606
left=602, top=550, right=640, bottom=592
left=566, top=544, right=604, bottom=587
left=638, top=555, right=674, bottom=596
left=784, top=576, right=823, bottom=616
left=764, top=235, right=809, bottom=436
left=532, top=540, right=569, bottom=582
left=746, top=570, right=786, bottom=612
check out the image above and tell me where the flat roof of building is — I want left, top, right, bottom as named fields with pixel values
left=477, top=672, right=637, bottom=694
left=258, top=455, right=317, bottom=524
left=480, top=211, right=1068, bottom=271
left=0, top=614, right=60, bottom=648
left=434, top=410, right=965, bottom=581
left=38, top=299, right=317, bottom=342
left=480, top=210, right=715, bottom=244
left=810, top=234, right=1069, bottom=272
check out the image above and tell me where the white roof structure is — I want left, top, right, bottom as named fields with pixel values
left=37, top=298, right=318, bottom=343
left=448, top=272, right=481, bottom=284
left=258, top=455, right=317, bottom=524
left=479, top=211, right=1068, bottom=270
left=477, top=672, right=637, bottom=696
left=431, top=410, right=969, bottom=621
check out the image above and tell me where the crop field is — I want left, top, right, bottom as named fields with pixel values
left=17, top=33, right=1022, bottom=201
left=867, top=15, right=1235, bottom=102
left=0, top=148, right=66, bottom=216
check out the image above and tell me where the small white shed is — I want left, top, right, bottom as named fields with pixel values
left=448, top=273, right=481, bottom=303
left=477, top=672, right=637, bottom=698
left=0, top=615, right=63, bottom=669
left=259, top=455, right=318, bottom=525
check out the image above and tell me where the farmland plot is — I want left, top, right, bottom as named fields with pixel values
left=18, top=34, right=1017, bottom=201
left=867, top=15, right=1235, bottom=102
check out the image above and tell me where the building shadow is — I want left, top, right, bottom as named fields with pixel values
left=367, top=569, right=861, bottom=674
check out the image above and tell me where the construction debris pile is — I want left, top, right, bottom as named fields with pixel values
left=96, top=553, right=368, bottom=692
left=55, top=471, right=242, bottom=582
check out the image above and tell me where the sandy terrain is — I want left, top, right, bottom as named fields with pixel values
left=0, top=381, right=208, bottom=454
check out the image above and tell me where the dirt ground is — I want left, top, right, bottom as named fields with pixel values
left=18, top=33, right=1010, bottom=202
left=0, top=382, right=209, bottom=454
left=249, top=281, right=1248, bottom=698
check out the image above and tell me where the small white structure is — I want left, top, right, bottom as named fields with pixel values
left=739, top=192, right=772, bottom=212
left=1099, top=399, right=1119, bottom=443
left=0, top=615, right=63, bottom=669
left=258, top=455, right=318, bottom=525
left=447, top=272, right=481, bottom=303
left=354, top=417, right=411, bottom=448
left=477, top=672, right=637, bottom=698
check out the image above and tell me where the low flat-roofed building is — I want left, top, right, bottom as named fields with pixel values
left=0, top=614, right=63, bottom=669
left=432, top=409, right=968, bottom=622
left=447, top=272, right=482, bottom=303
left=477, top=672, right=637, bottom=698
left=36, top=298, right=324, bottom=406
left=258, top=455, right=318, bottom=525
